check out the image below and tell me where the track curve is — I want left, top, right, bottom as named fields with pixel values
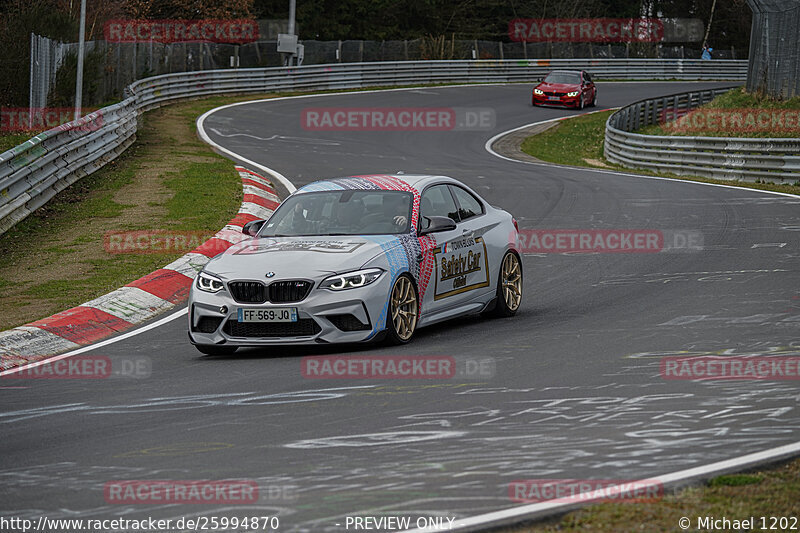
left=2, top=82, right=799, bottom=532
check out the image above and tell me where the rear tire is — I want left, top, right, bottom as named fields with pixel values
left=385, top=274, right=419, bottom=345
left=195, top=344, right=238, bottom=355
left=491, top=252, right=523, bottom=317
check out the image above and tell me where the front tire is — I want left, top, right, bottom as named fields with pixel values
left=385, top=274, right=419, bottom=344
left=591, top=90, right=597, bottom=107
left=492, top=252, right=523, bottom=317
left=195, top=344, right=238, bottom=355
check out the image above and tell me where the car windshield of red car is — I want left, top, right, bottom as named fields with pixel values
left=544, top=72, right=581, bottom=84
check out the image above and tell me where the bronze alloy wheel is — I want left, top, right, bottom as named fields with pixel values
left=501, top=252, right=522, bottom=312
left=389, top=275, right=418, bottom=342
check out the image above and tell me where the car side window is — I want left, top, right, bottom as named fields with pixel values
left=449, top=186, right=484, bottom=221
left=420, top=185, right=460, bottom=230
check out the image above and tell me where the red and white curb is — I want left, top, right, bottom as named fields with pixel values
left=0, top=166, right=279, bottom=371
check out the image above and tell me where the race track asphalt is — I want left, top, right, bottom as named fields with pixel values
left=2, top=81, right=799, bottom=532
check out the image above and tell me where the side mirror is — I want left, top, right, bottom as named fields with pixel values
left=419, top=215, right=457, bottom=236
left=242, top=219, right=265, bottom=236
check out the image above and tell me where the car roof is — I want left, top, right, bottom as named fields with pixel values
left=295, top=174, right=459, bottom=194
left=547, top=70, right=583, bottom=74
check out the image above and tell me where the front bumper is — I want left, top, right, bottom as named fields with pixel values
left=188, top=275, right=392, bottom=346
left=532, top=94, right=580, bottom=108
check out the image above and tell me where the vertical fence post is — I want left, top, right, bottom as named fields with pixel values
left=115, top=44, right=121, bottom=99
left=673, top=95, right=679, bottom=125
left=28, top=33, right=35, bottom=129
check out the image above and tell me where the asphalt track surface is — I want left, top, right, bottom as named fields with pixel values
left=2, top=82, right=800, bottom=532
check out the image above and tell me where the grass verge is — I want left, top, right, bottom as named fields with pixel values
left=520, top=112, right=608, bottom=168
left=504, top=457, right=800, bottom=532
left=520, top=110, right=800, bottom=194
left=0, top=93, right=287, bottom=331
left=639, top=87, right=800, bottom=138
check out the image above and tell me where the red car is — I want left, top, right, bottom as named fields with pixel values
left=532, top=70, right=597, bottom=109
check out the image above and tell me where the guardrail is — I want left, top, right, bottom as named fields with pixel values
left=604, top=87, right=800, bottom=182
left=1, top=58, right=748, bottom=235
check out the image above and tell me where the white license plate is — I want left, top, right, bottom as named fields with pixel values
left=548, top=96, right=560, bottom=101
left=238, top=308, right=298, bottom=322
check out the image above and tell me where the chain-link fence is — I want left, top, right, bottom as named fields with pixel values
left=746, top=0, right=800, bottom=99
left=28, top=34, right=69, bottom=115
left=30, top=34, right=742, bottom=108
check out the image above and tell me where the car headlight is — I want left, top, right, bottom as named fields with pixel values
left=534, top=88, right=544, bottom=95
left=567, top=91, right=580, bottom=97
left=196, top=271, right=224, bottom=293
left=320, top=268, right=384, bottom=291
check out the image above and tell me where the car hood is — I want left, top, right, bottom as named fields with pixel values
left=204, top=235, right=403, bottom=280
left=536, top=82, right=579, bottom=91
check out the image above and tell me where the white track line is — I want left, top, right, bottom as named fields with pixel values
left=0, top=308, right=187, bottom=377
left=195, top=83, right=524, bottom=196
left=197, top=109, right=297, bottom=194
left=484, top=113, right=800, bottom=199
left=402, top=440, right=800, bottom=532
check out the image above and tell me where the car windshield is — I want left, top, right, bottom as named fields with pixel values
left=259, top=190, right=414, bottom=237
left=544, top=72, right=581, bottom=84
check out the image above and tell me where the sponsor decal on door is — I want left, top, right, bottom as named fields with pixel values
left=433, top=236, right=490, bottom=300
